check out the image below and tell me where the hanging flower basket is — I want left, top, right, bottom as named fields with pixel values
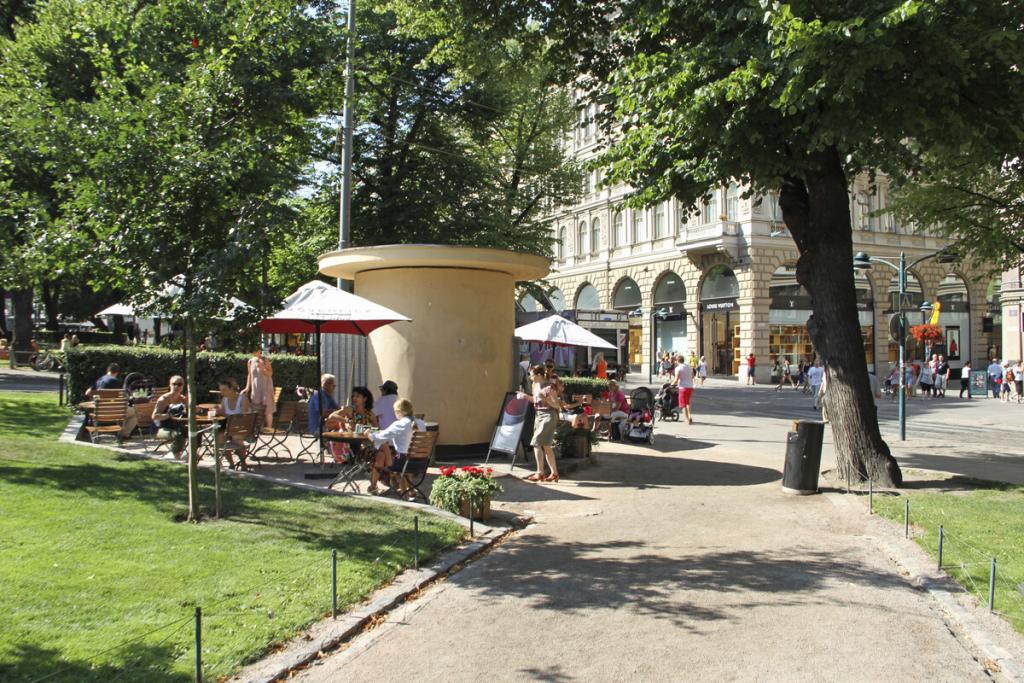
left=909, top=324, right=943, bottom=343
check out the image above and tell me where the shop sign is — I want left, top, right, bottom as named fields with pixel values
left=702, top=299, right=738, bottom=312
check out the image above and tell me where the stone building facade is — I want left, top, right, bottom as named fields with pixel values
left=528, top=113, right=1004, bottom=381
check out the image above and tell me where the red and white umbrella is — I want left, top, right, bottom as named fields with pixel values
left=259, top=280, right=410, bottom=336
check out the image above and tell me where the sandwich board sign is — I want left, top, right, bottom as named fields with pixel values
left=485, top=392, right=535, bottom=470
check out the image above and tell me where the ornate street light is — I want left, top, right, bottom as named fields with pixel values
left=853, top=248, right=957, bottom=441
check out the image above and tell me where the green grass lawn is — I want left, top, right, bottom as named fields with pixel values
left=874, top=484, right=1024, bottom=635
left=0, top=392, right=465, bottom=682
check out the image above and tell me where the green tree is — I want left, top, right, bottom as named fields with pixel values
left=392, top=0, right=1024, bottom=486
left=1, top=0, right=343, bottom=519
left=267, top=1, right=580, bottom=295
left=890, top=155, right=1024, bottom=270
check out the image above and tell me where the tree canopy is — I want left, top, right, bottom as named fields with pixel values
left=390, top=0, right=1024, bottom=485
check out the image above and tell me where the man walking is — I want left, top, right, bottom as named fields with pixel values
left=807, top=361, right=824, bottom=411
left=935, top=355, right=950, bottom=398
left=672, top=354, right=695, bottom=425
left=987, top=358, right=1003, bottom=399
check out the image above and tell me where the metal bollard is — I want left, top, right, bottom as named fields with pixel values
left=868, top=478, right=873, bottom=515
left=937, top=526, right=944, bottom=570
left=469, top=499, right=474, bottom=538
left=58, top=373, right=65, bottom=406
left=989, top=558, right=996, bottom=613
left=904, top=498, right=910, bottom=539
left=414, top=516, right=420, bottom=571
left=331, top=549, right=337, bottom=619
left=194, top=607, right=202, bottom=683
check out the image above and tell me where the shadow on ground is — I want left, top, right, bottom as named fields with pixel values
left=456, top=535, right=910, bottom=634
left=0, top=641, right=189, bottom=683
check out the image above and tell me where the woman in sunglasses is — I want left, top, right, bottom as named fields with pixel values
left=153, top=376, right=188, bottom=459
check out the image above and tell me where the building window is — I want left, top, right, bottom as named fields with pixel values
left=583, top=171, right=591, bottom=195
left=702, top=190, right=719, bottom=224
left=765, top=191, right=782, bottom=221
left=549, top=288, right=566, bottom=312
left=614, top=210, right=626, bottom=247
left=576, top=221, right=588, bottom=255
left=726, top=182, right=740, bottom=221
left=576, top=282, right=600, bottom=310
left=557, top=225, right=566, bottom=260
left=855, top=191, right=871, bottom=230
left=654, top=203, right=667, bottom=238
left=634, top=209, right=647, bottom=242
left=590, top=218, right=601, bottom=254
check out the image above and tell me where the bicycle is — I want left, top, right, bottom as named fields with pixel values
left=30, top=349, right=63, bottom=372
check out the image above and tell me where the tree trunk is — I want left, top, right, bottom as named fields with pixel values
left=780, top=147, right=902, bottom=487
left=11, top=288, right=33, bottom=368
left=40, top=279, right=60, bottom=332
left=0, top=287, right=8, bottom=337
left=185, top=316, right=201, bottom=522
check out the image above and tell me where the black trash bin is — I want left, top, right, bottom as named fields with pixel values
left=782, top=420, right=824, bottom=495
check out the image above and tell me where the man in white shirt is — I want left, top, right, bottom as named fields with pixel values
left=987, top=358, right=1003, bottom=399
left=807, top=362, right=824, bottom=410
left=672, top=354, right=695, bottom=425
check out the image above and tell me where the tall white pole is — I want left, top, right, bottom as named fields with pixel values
left=337, top=0, right=356, bottom=293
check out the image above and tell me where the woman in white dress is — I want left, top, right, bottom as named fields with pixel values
left=244, top=347, right=275, bottom=427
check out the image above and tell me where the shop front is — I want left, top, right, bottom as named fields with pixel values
left=936, top=274, right=970, bottom=370
left=653, top=271, right=688, bottom=358
left=768, top=266, right=875, bottom=372
left=699, top=265, right=740, bottom=375
left=612, top=278, right=644, bottom=371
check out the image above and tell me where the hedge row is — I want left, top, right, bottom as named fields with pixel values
left=560, top=377, right=610, bottom=398
left=66, top=346, right=318, bottom=404
left=36, top=330, right=126, bottom=345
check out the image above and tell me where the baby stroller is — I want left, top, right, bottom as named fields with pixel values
left=625, top=387, right=655, bottom=444
left=655, top=383, right=680, bottom=421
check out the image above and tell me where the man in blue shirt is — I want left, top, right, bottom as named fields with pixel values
left=987, top=358, right=1003, bottom=399
left=86, top=363, right=123, bottom=398
left=308, top=374, right=339, bottom=434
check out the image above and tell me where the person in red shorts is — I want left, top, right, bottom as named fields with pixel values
left=672, top=353, right=695, bottom=424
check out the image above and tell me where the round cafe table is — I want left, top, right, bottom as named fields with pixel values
left=322, top=431, right=375, bottom=492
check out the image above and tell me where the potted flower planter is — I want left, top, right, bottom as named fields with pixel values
left=460, top=497, right=491, bottom=521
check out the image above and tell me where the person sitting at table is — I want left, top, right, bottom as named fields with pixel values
left=153, top=376, right=187, bottom=459
left=373, top=380, right=399, bottom=429
left=366, top=398, right=423, bottom=498
left=84, top=362, right=138, bottom=437
left=215, top=378, right=252, bottom=469
left=307, top=374, right=339, bottom=436
left=328, top=386, right=378, bottom=430
left=86, top=362, right=124, bottom=398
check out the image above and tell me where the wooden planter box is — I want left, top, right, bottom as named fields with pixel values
left=460, top=497, right=491, bottom=521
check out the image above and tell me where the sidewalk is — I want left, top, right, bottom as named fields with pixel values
left=290, top=385, right=1023, bottom=682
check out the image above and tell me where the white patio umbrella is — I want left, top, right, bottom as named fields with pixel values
left=95, top=303, right=136, bottom=317
left=514, top=314, right=616, bottom=349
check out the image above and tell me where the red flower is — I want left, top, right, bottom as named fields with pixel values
left=439, top=466, right=456, bottom=477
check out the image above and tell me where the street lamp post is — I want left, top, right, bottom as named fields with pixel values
left=854, top=248, right=956, bottom=441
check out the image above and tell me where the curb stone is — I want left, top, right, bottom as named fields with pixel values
left=824, top=489, right=1024, bottom=682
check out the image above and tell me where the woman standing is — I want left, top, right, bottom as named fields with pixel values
left=522, top=365, right=561, bottom=483
left=697, top=356, right=707, bottom=387
left=959, top=360, right=972, bottom=399
left=592, top=353, right=608, bottom=379
left=245, top=347, right=275, bottom=428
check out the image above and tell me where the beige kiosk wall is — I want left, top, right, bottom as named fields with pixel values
left=319, top=245, right=550, bottom=448
left=359, top=268, right=512, bottom=445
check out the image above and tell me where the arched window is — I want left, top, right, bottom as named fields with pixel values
left=937, top=273, right=969, bottom=305
left=576, top=221, right=588, bottom=255
left=726, top=182, right=740, bottom=221
left=590, top=218, right=601, bottom=254
left=548, top=288, right=566, bottom=312
left=612, top=278, right=642, bottom=312
left=614, top=210, right=626, bottom=247
left=701, top=265, right=740, bottom=301
left=654, top=203, right=667, bottom=238
left=633, top=208, right=647, bottom=242
left=575, top=283, right=600, bottom=311
left=557, top=225, right=566, bottom=260
left=654, top=272, right=686, bottom=308
left=518, top=293, right=544, bottom=312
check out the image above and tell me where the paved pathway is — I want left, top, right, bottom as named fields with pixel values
left=292, top=380, right=1023, bottom=682
left=0, top=367, right=60, bottom=393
